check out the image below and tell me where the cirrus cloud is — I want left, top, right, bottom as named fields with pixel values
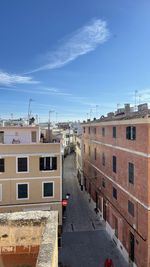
left=0, top=70, right=39, bottom=86
left=30, top=18, right=110, bottom=73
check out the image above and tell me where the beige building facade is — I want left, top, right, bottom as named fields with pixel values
left=0, top=126, right=62, bottom=227
left=75, top=134, right=84, bottom=190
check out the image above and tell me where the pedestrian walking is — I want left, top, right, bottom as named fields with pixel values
left=104, top=258, right=114, bottom=267
left=66, top=193, right=70, bottom=199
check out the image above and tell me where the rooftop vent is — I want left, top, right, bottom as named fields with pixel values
left=138, top=103, right=148, bottom=112
left=107, top=112, right=114, bottom=118
left=124, top=104, right=131, bottom=115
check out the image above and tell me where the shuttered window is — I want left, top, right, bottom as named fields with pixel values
left=43, top=182, right=53, bottom=197
left=126, top=126, right=136, bottom=140
left=40, top=157, right=57, bottom=171
left=0, top=159, right=4, bottom=172
left=128, top=162, right=134, bottom=184
left=31, top=131, right=37, bottom=142
left=128, top=200, right=134, bottom=216
left=18, top=158, right=28, bottom=172
left=17, top=184, right=28, bottom=199
left=112, top=156, right=117, bottom=173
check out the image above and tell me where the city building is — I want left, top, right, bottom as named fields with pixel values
left=0, top=126, right=62, bottom=232
left=75, top=134, right=84, bottom=190
left=82, top=103, right=150, bottom=267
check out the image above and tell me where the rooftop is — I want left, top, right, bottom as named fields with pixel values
left=0, top=210, right=58, bottom=267
left=82, top=103, right=150, bottom=124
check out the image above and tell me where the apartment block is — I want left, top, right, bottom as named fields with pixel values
left=0, top=126, right=62, bottom=228
left=82, top=104, right=150, bottom=267
left=75, top=134, right=84, bottom=190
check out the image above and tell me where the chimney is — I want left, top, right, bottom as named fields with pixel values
left=138, top=103, right=148, bottom=112
left=124, top=104, right=130, bottom=115
left=107, top=112, right=114, bottom=118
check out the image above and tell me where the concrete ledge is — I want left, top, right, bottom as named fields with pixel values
left=0, top=210, right=58, bottom=267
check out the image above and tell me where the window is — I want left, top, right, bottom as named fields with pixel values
left=83, top=127, right=85, bottom=133
left=94, top=148, right=97, bottom=160
left=102, top=179, right=105, bottom=188
left=89, top=146, right=91, bottom=157
left=17, top=183, right=28, bottom=199
left=102, top=127, right=105, bottom=136
left=88, top=127, right=90, bottom=134
left=0, top=184, right=2, bottom=201
left=128, top=162, right=134, bottom=184
left=31, top=131, right=37, bottom=142
left=84, top=144, right=85, bottom=153
left=88, top=165, right=91, bottom=177
left=112, top=156, right=117, bottom=173
left=113, top=126, right=116, bottom=138
left=128, top=200, right=134, bottom=216
left=126, top=126, right=136, bottom=140
left=40, top=157, right=57, bottom=171
left=113, top=187, right=117, bottom=199
left=0, top=159, right=4, bottom=172
left=43, top=182, right=53, bottom=197
left=102, top=152, right=105, bottom=166
left=18, top=157, right=28, bottom=172
left=94, top=127, right=96, bottom=134
left=0, top=131, right=4, bottom=144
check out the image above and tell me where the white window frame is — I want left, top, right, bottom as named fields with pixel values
left=40, top=156, right=55, bottom=172
left=16, top=182, right=29, bottom=200
left=42, top=181, right=54, bottom=199
left=16, top=156, right=29, bottom=173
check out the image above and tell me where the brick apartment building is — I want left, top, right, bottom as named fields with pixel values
left=0, top=126, right=62, bottom=229
left=82, top=103, right=150, bottom=267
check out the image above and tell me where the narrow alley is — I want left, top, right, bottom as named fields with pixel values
left=59, top=153, right=129, bottom=267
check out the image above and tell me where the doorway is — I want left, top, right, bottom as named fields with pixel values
left=95, top=191, right=98, bottom=208
left=103, top=199, right=107, bottom=221
left=129, top=231, right=135, bottom=262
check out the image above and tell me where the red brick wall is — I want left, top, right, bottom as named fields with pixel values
left=82, top=121, right=150, bottom=267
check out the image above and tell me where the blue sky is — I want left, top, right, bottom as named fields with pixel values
left=0, top=0, right=150, bottom=122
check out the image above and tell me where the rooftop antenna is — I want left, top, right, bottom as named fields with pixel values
left=28, top=98, right=33, bottom=123
left=95, top=105, right=99, bottom=118
left=139, top=94, right=141, bottom=105
left=90, top=108, right=93, bottom=120
left=48, top=109, right=55, bottom=142
left=55, top=112, right=58, bottom=123
left=135, top=90, right=138, bottom=111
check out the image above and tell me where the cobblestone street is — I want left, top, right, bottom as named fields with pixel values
left=59, top=153, right=129, bottom=267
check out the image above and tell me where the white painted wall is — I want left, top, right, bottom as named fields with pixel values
left=1, top=127, right=40, bottom=144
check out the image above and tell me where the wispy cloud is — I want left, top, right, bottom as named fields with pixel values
left=29, top=18, right=110, bottom=73
left=0, top=85, right=72, bottom=97
left=41, top=87, right=72, bottom=96
left=0, top=70, right=39, bottom=86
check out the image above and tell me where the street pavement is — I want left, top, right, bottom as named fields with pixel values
left=59, top=153, right=129, bottom=267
